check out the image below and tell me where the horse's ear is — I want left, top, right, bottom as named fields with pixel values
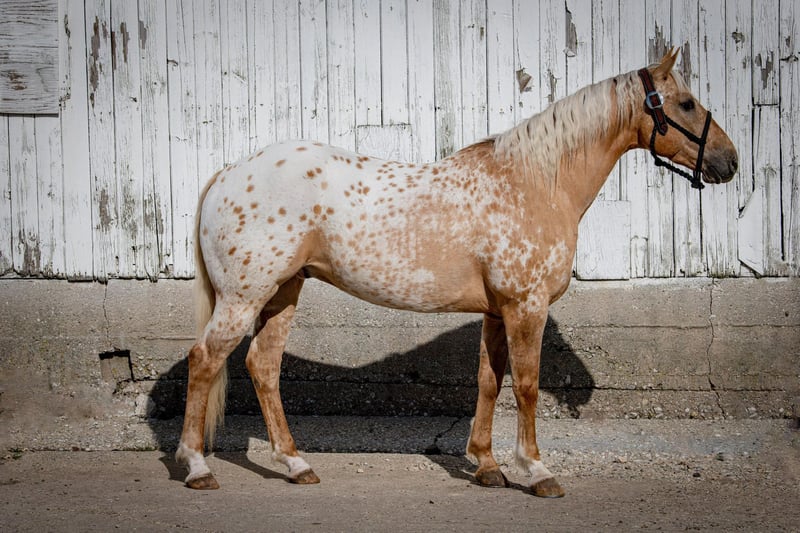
left=653, top=47, right=680, bottom=79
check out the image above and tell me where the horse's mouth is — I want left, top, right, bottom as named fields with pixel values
left=702, top=153, right=738, bottom=184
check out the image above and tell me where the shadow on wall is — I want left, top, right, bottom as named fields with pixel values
left=148, top=316, right=594, bottom=451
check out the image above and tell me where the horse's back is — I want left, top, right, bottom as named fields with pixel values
left=198, top=140, right=491, bottom=313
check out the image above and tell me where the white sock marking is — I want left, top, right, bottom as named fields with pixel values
left=176, top=442, right=211, bottom=483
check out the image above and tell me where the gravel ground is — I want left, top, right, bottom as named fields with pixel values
left=2, top=416, right=799, bottom=532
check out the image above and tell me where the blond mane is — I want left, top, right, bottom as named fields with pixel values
left=490, top=70, right=643, bottom=186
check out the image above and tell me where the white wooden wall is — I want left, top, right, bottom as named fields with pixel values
left=0, top=0, right=798, bottom=281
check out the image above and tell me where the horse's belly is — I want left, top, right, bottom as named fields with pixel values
left=306, top=247, right=489, bottom=314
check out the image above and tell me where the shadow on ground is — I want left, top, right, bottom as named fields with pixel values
left=149, top=316, right=593, bottom=452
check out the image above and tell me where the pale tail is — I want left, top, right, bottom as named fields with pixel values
left=194, top=178, right=227, bottom=448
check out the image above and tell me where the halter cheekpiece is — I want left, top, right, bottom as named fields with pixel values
left=637, top=68, right=712, bottom=190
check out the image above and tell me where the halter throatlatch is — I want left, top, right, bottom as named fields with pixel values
left=637, top=68, right=712, bottom=190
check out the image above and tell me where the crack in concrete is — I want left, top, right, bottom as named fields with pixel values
left=102, top=283, right=112, bottom=348
left=707, top=280, right=726, bottom=418
left=426, top=416, right=466, bottom=455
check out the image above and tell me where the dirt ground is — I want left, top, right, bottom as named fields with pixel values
left=2, top=418, right=799, bottom=532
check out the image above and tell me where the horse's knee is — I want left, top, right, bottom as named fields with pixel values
left=512, top=378, right=539, bottom=405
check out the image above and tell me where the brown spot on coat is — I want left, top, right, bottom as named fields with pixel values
left=246, top=184, right=255, bottom=192
left=276, top=159, right=286, bottom=167
left=228, top=246, right=237, bottom=255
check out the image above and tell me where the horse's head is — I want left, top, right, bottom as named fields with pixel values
left=636, top=48, right=738, bottom=188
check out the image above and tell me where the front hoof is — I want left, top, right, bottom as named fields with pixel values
left=531, top=477, right=565, bottom=498
left=475, top=468, right=508, bottom=488
left=186, top=473, right=220, bottom=490
left=291, top=469, right=320, bottom=485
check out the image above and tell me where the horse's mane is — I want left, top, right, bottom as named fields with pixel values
left=486, top=69, right=644, bottom=187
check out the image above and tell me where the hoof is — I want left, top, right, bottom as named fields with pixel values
left=291, top=469, right=320, bottom=485
left=186, top=473, right=220, bottom=490
left=531, top=477, right=565, bottom=498
left=475, top=468, right=508, bottom=488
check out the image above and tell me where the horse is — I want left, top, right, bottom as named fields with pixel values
left=176, top=49, right=738, bottom=497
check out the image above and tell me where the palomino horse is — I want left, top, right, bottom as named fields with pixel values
left=177, top=49, right=738, bottom=497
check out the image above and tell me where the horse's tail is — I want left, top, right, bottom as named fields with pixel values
left=193, top=175, right=227, bottom=448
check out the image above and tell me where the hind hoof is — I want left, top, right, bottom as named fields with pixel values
left=531, top=477, right=565, bottom=498
left=291, top=469, right=320, bottom=485
left=475, top=468, right=508, bottom=488
left=186, top=473, right=220, bottom=490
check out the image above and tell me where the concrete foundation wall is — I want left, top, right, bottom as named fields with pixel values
left=1, top=278, right=798, bottom=423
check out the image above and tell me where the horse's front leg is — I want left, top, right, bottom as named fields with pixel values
left=501, top=301, right=565, bottom=498
left=467, top=314, right=509, bottom=487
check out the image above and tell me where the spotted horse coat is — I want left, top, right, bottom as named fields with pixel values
left=176, top=49, right=738, bottom=497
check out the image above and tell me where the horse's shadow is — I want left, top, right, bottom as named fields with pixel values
left=150, top=316, right=594, bottom=484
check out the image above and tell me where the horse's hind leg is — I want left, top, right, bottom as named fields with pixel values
left=177, top=301, right=261, bottom=489
left=246, top=276, right=319, bottom=484
left=467, top=314, right=510, bottom=487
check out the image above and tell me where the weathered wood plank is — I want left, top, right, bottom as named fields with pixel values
left=300, top=0, right=329, bottom=141
left=751, top=0, right=779, bottom=106
left=111, top=0, right=146, bottom=278
left=354, top=0, right=381, bottom=126
left=699, top=0, right=738, bottom=277
left=221, top=0, right=251, bottom=162
left=8, top=116, right=40, bottom=275
left=539, top=0, right=567, bottom=108
left=34, top=116, right=64, bottom=277
left=432, top=0, right=461, bottom=158
left=248, top=0, right=276, bottom=150
left=565, top=0, right=591, bottom=95
left=486, top=0, right=514, bottom=135
left=780, top=0, right=800, bottom=275
left=461, top=0, right=488, bottom=145
left=725, top=0, right=754, bottom=217
left=671, top=0, right=704, bottom=276
left=407, top=0, right=435, bottom=162
left=591, top=0, right=621, bottom=201
left=591, top=0, right=619, bottom=83
left=166, top=0, right=198, bottom=278
left=745, top=106, right=783, bottom=275
left=193, top=0, right=223, bottom=181
left=327, top=0, right=357, bottom=151
left=380, top=0, right=409, bottom=126
left=139, top=0, right=172, bottom=279
left=760, top=107, right=787, bottom=276
left=0, top=117, right=12, bottom=273
left=644, top=0, right=674, bottom=277
left=513, top=0, right=540, bottom=120
left=273, top=0, right=302, bottom=140
left=59, top=0, right=93, bottom=279
left=86, top=0, right=118, bottom=281
left=0, top=0, right=59, bottom=114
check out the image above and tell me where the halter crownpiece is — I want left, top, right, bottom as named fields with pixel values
left=637, top=68, right=711, bottom=190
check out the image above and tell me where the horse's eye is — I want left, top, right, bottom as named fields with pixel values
left=679, top=99, right=695, bottom=112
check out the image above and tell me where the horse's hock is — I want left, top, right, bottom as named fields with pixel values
left=1, top=277, right=797, bottom=445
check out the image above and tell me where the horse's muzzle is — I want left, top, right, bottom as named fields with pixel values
left=703, top=149, right=738, bottom=184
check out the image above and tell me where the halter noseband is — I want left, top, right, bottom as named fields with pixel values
left=637, top=68, right=712, bottom=190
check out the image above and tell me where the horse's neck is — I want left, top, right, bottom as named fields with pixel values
left=555, top=118, right=637, bottom=219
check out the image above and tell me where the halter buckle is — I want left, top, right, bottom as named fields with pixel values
left=645, top=90, right=664, bottom=111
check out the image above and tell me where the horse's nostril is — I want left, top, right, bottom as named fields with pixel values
left=730, top=156, right=738, bottom=173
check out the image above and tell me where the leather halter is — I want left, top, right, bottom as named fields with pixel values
left=637, top=68, right=712, bottom=190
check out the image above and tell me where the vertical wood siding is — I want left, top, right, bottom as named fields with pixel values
left=0, top=0, right=798, bottom=280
